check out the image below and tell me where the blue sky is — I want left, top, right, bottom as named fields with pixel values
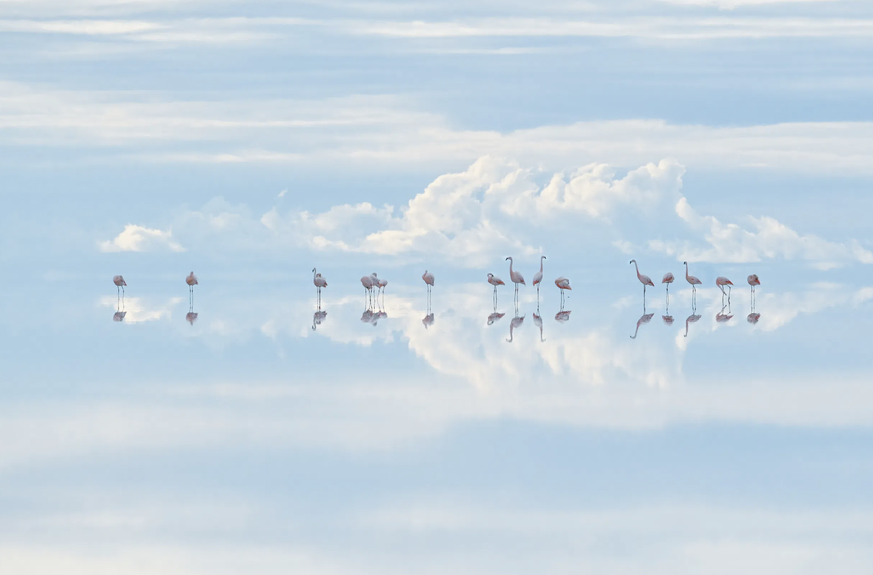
left=2, top=0, right=873, bottom=573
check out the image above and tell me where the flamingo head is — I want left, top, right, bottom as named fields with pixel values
left=542, top=255, right=547, bottom=261
left=312, top=267, right=316, bottom=272
left=629, top=259, right=636, bottom=265
left=487, top=273, right=494, bottom=279
left=505, top=256, right=511, bottom=261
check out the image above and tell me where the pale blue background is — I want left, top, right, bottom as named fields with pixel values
left=2, top=1, right=873, bottom=573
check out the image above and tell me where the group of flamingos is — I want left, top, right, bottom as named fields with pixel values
left=629, top=259, right=761, bottom=306
left=111, top=261, right=761, bottom=337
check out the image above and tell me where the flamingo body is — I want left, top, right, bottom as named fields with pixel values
left=662, top=273, right=674, bottom=285
left=487, top=273, right=505, bottom=287
left=113, top=275, right=127, bottom=287
left=422, top=271, right=434, bottom=286
left=186, top=272, right=198, bottom=286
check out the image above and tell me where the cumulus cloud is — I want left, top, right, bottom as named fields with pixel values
left=102, top=156, right=871, bottom=269
left=647, top=197, right=873, bottom=267
left=98, top=224, right=185, bottom=253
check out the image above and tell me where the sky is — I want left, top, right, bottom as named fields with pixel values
left=2, top=0, right=873, bottom=573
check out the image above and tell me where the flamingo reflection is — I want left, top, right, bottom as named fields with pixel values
left=506, top=313, right=525, bottom=343
left=312, top=309, right=327, bottom=331
left=487, top=311, right=505, bottom=325
left=684, top=307, right=702, bottom=338
left=663, top=295, right=674, bottom=325
left=532, top=310, right=545, bottom=342
left=555, top=310, right=571, bottom=323
left=630, top=304, right=655, bottom=339
left=716, top=303, right=733, bottom=324
left=370, top=309, right=387, bottom=327
left=422, top=312, right=434, bottom=329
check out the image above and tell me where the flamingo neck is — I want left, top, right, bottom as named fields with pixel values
left=539, top=258, right=544, bottom=273
left=632, top=260, right=640, bottom=278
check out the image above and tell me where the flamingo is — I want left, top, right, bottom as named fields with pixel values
left=532, top=256, right=546, bottom=299
left=422, top=312, right=434, bottom=329
left=555, top=310, right=571, bottom=322
left=487, top=272, right=505, bottom=307
left=312, top=268, right=327, bottom=307
left=505, top=257, right=525, bottom=302
left=361, top=274, right=375, bottom=308
left=113, top=275, right=127, bottom=298
left=506, top=313, right=525, bottom=343
left=113, top=311, right=126, bottom=322
left=554, top=276, right=571, bottom=308
left=186, top=311, right=198, bottom=325
left=748, top=274, right=760, bottom=307
left=377, top=277, right=388, bottom=304
left=186, top=271, right=198, bottom=307
left=716, top=276, right=734, bottom=302
left=630, top=311, right=654, bottom=339
left=716, top=304, right=733, bottom=323
left=423, top=270, right=435, bottom=315
left=683, top=261, right=702, bottom=303
left=662, top=272, right=674, bottom=296
left=629, top=259, right=654, bottom=299
left=747, top=312, right=761, bottom=324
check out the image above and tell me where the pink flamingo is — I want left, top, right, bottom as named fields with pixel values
left=716, top=276, right=734, bottom=302
left=747, top=312, right=761, bottom=324
left=748, top=274, right=760, bottom=306
left=683, top=261, right=702, bottom=303
left=360, top=274, right=375, bottom=308
left=312, top=268, right=327, bottom=307
left=423, top=270, right=435, bottom=314
left=532, top=255, right=546, bottom=299
left=555, top=310, right=571, bottom=322
left=662, top=272, right=674, bottom=295
left=186, top=271, right=198, bottom=307
left=716, top=304, right=733, bottom=323
left=487, top=272, right=505, bottom=307
left=113, top=275, right=127, bottom=298
left=505, top=257, right=525, bottom=302
left=555, top=276, right=571, bottom=307
left=630, top=259, right=654, bottom=299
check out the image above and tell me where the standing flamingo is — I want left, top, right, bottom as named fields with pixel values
left=312, top=268, right=327, bottom=307
left=422, top=270, right=434, bottom=315
left=662, top=272, right=674, bottom=296
left=186, top=271, right=198, bottom=307
left=113, top=275, right=127, bottom=298
left=487, top=272, right=505, bottom=307
left=629, top=259, right=654, bottom=300
left=716, top=276, right=734, bottom=303
left=360, top=274, right=375, bottom=308
left=377, top=277, right=388, bottom=304
left=555, top=277, right=571, bottom=308
left=683, top=261, right=702, bottom=304
left=532, top=256, right=546, bottom=299
left=748, top=274, right=761, bottom=307
left=505, top=257, right=525, bottom=303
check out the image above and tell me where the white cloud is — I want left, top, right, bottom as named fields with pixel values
left=102, top=156, right=871, bottom=269
left=646, top=197, right=873, bottom=267
left=6, top=82, right=873, bottom=175
left=98, top=224, right=185, bottom=252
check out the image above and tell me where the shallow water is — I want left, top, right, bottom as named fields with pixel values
left=2, top=262, right=872, bottom=573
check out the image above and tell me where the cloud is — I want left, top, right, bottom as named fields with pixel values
left=6, top=81, right=873, bottom=175
left=102, top=156, right=871, bottom=269
left=98, top=224, right=185, bottom=252
left=646, top=197, right=873, bottom=267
